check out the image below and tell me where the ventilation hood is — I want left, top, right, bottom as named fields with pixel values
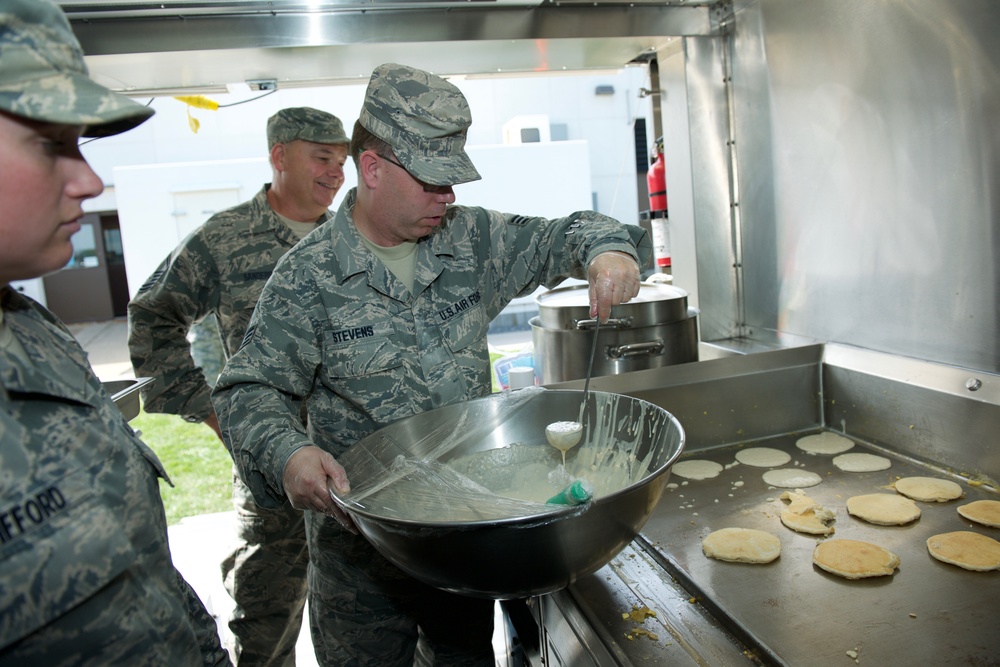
left=59, top=0, right=719, bottom=95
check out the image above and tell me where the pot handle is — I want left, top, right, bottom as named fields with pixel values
left=574, top=317, right=632, bottom=330
left=607, top=340, right=664, bottom=359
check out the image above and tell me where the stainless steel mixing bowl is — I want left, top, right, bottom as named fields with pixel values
left=335, top=389, right=685, bottom=599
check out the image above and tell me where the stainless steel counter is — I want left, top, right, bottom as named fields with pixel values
left=536, top=343, right=1000, bottom=666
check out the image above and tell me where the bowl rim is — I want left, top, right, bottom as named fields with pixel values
left=334, top=388, right=686, bottom=529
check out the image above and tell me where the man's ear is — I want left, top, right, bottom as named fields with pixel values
left=358, top=150, right=382, bottom=189
left=270, top=142, right=286, bottom=172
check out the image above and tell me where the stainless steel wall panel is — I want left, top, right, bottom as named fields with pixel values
left=728, top=2, right=780, bottom=337
left=727, top=0, right=1000, bottom=372
left=683, top=35, right=741, bottom=342
left=656, top=41, right=702, bottom=312
left=821, top=344, right=1000, bottom=482
left=546, top=345, right=825, bottom=450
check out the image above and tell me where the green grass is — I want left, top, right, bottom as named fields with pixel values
left=132, top=407, right=233, bottom=526
left=137, top=351, right=507, bottom=526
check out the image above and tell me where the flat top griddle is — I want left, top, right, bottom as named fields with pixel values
left=638, top=431, right=1000, bottom=667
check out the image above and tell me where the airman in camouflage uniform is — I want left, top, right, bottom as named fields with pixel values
left=0, top=0, right=229, bottom=665
left=212, top=63, right=650, bottom=666
left=128, top=107, right=350, bottom=666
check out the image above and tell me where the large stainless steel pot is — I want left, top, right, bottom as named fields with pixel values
left=333, top=389, right=685, bottom=599
left=532, top=283, right=698, bottom=384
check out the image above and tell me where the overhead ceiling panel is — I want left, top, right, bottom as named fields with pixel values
left=60, top=1, right=716, bottom=94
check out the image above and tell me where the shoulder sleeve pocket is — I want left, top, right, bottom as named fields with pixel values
left=443, top=303, right=490, bottom=353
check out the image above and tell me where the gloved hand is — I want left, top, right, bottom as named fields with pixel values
left=587, top=251, right=641, bottom=322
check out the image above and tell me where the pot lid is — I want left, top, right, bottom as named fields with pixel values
left=535, top=282, right=689, bottom=329
left=537, top=282, right=688, bottom=309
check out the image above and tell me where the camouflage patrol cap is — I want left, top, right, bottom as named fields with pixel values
left=267, top=107, right=349, bottom=149
left=359, top=63, right=481, bottom=187
left=0, top=0, right=154, bottom=137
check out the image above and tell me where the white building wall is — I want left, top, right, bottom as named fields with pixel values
left=76, top=69, right=654, bottom=307
left=82, top=69, right=652, bottom=221
left=114, top=140, right=594, bottom=299
left=114, top=159, right=271, bottom=298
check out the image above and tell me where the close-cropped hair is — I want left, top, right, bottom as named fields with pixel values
left=350, top=121, right=393, bottom=166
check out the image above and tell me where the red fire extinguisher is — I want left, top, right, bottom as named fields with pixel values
left=647, top=136, right=667, bottom=212
left=646, top=136, right=671, bottom=270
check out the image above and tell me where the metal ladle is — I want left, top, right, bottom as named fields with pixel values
left=545, top=316, right=601, bottom=465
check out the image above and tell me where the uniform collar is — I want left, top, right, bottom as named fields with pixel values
left=0, top=290, right=96, bottom=407
left=331, top=189, right=447, bottom=296
left=249, top=184, right=332, bottom=244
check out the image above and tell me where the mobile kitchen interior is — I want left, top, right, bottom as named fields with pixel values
left=63, top=1, right=1000, bottom=664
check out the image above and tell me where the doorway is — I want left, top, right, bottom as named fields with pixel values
left=43, top=212, right=131, bottom=323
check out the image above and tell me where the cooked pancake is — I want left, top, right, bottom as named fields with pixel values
left=795, top=432, right=854, bottom=455
left=846, top=493, right=921, bottom=525
left=832, top=452, right=891, bottom=473
left=926, top=531, right=1000, bottom=571
left=702, top=527, right=781, bottom=564
left=672, top=459, right=724, bottom=480
left=813, top=539, right=900, bottom=579
left=893, top=476, right=964, bottom=503
left=956, top=500, right=1000, bottom=528
left=735, top=447, right=791, bottom=468
left=779, top=490, right=836, bottom=535
left=762, top=468, right=823, bottom=489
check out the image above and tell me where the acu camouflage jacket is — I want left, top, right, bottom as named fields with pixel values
left=212, top=188, right=650, bottom=509
left=128, top=185, right=331, bottom=422
left=0, top=289, right=229, bottom=666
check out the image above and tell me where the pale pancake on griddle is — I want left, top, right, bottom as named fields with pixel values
left=893, top=476, right=964, bottom=503
left=846, top=493, right=921, bottom=526
left=672, top=459, right=724, bottom=480
left=813, top=539, right=900, bottom=579
left=762, top=468, right=822, bottom=489
left=795, top=432, right=854, bottom=455
left=735, top=447, right=791, bottom=468
left=926, top=531, right=1000, bottom=571
left=956, top=500, right=1000, bottom=528
left=702, top=527, right=781, bottom=564
left=832, top=452, right=891, bottom=473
